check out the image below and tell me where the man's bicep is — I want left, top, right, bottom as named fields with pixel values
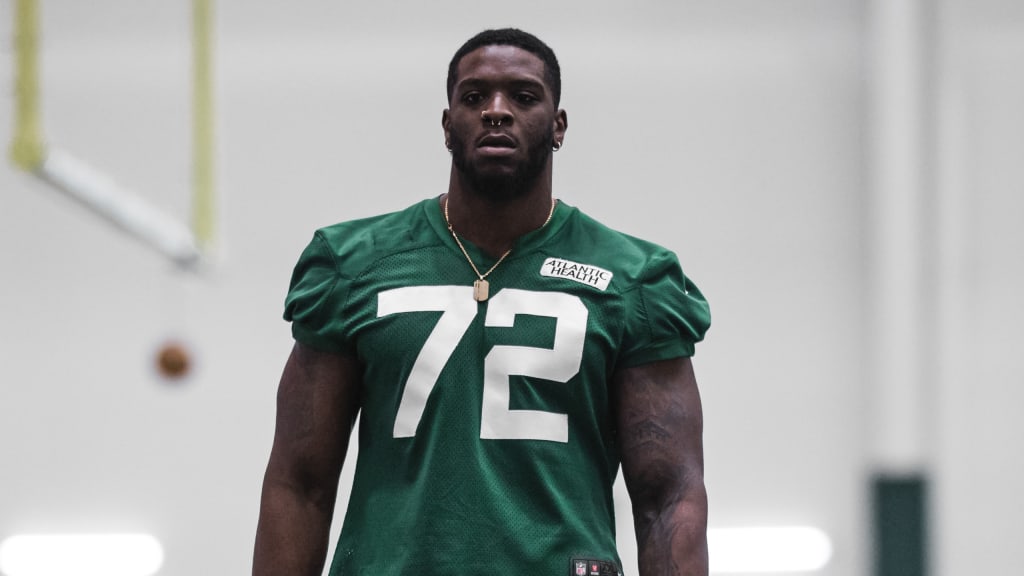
left=268, top=341, right=361, bottom=491
left=614, top=356, right=704, bottom=499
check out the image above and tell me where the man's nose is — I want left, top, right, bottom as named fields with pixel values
left=481, top=94, right=513, bottom=126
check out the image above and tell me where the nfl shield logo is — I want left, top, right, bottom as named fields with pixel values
left=575, top=561, right=586, bottom=576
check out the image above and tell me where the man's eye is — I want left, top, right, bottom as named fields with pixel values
left=515, top=93, right=538, bottom=104
left=462, top=93, right=483, bottom=105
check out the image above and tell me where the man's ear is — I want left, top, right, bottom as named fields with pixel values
left=554, top=109, right=568, bottom=144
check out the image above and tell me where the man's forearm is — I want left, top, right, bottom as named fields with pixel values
left=253, top=481, right=335, bottom=576
left=634, top=487, right=709, bottom=576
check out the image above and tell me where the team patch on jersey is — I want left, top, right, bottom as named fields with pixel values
left=569, top=558, right=621, bottom=576
left=541, top=258, right=613, bottom=291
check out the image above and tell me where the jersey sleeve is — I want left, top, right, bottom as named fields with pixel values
left=283, top=231, right=356, bottom=354
left=618, top=249, right=710, bottom=368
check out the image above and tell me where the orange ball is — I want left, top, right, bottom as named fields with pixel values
left=156, top=342, right=191, bottom=379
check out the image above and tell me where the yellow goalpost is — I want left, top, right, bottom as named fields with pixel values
left=9, top=0, right=217, bottom=269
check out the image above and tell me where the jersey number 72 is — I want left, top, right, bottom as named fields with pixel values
left=377, top=286, right=588, bottom=443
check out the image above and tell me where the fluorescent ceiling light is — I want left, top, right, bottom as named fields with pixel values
left=0, top=533, right=164, bottom=576
left=709, top=526, right=832, bottom=573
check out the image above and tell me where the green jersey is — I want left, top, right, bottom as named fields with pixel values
left=284, top=198, right=710, bottom=576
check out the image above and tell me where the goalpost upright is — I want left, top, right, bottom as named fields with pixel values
left=9, top=0, right=217, bottom=269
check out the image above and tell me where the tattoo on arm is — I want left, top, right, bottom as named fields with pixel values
left=616, top=358, right=708, bottom=576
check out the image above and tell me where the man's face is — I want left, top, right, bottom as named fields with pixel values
left=443, top=45, right=567, bottom=200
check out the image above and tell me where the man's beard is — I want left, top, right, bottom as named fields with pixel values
left=450, top=125, right=553, bottom=202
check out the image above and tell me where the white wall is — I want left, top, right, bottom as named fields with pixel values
left=934, top=1, right=1024, bottom=575
left=0, top=1, right=1019, bottom=575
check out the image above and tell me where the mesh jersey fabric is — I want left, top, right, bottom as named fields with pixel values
left=284, top=197, right=711, bottom=576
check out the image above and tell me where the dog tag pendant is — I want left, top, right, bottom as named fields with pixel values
left=473, top=279, right=489, bottom=302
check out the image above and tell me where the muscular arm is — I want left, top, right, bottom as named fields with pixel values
left=253, top=342, right=362, bottom=576
left=614, top=356, right=708, bottom=576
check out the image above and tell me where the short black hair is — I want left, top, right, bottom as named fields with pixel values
left=447, top=28, right=562, bottom=108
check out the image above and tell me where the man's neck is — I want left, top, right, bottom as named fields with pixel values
left=443, top=173, right=554, bottom=258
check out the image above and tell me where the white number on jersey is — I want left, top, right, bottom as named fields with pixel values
left=376, top=286, right=588, bottom=442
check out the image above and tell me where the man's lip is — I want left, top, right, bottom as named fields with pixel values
left=476, top=133, right=517, bottom=148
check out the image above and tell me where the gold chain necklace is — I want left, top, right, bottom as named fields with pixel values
left=444, top=196, right=557, bottom=302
